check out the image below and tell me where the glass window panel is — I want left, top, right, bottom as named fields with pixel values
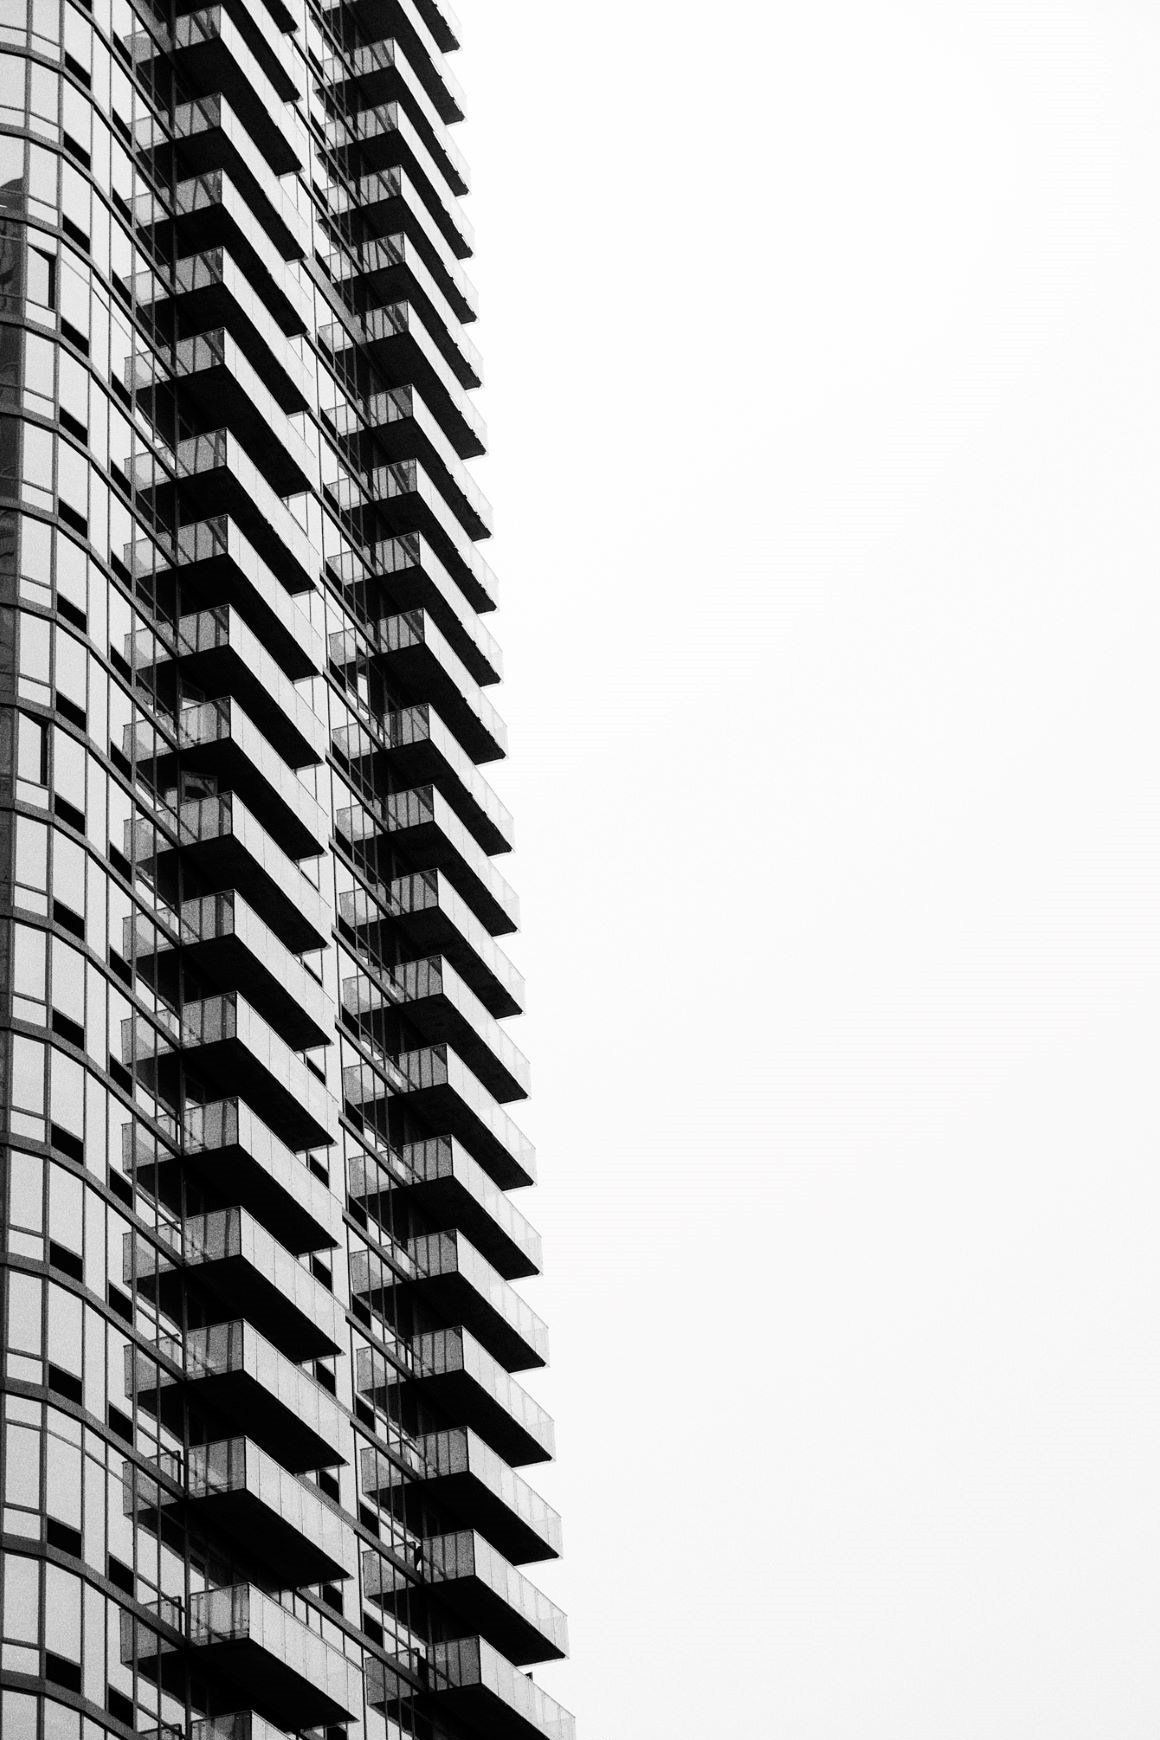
left=0, top=1690, right=37, bottom=1740
left=4, top=1422, right=40, bottom=1506
left=46, top=1430, right=81, bottom=1526
left=44, top=1563, right=81, bottom=1660
left=49, top=1162, right=83, bottom=1252
left=46, top=1280, right=81, bottom=1373
left=12, top=1036, right=45, bottom=1112
left=14, top=923, right=46, bottom=998
left=2, top=1553, right=39, bottom=1642
left=10, top=1149, right=44, bottom=1231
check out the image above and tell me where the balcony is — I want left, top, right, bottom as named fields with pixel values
left=130, top=1322, right=345, bottom=1469
left=344, top=1040, right=532, bottom=1190
left=132, top=517, right=321, bottom=665
left=141, top=171, right=309, bottom=311
left=135, top=331, right=314, bottom=496
left=325, top=298, right=483, bottom=456
left=177, top=992, right=335, bottom=1149
left=374, top=868, right=523, bottom=1015
left=364, top=1529, right=566, bottom=1665
left=333, top=707, right=507, bottom=860
left=321, top=39, right=465, bottom=187
left=358, top=1327, right=554, bottom=1465
left=369, top=1638, right=575, bottom=1740
left=125, top=1099, right=342, bottom=1254
left=130, top=1439, right=354, bottom=1585
left=341, top=952, right=524, bottom=1102
left=168, top=430, right=318, bottom=590
left=128, top=697, right=326, bottom=859
left=131, top=792, right=331, bottom=953
left=391, top=954, right=527, bottom=1097
left=128, top=1585, right=361, bottom=1727
left=383, top=785, right=518, bottom=932
left=165, top=84, right=306, bottom=188
left=330, top=377, right=491, bottom=539
left=325, top=100, right=471, bottom=251
left=130, top=14, right=302, bottom=160
left=401, top=1230, right=546, bottom=1370
left=130, top=605, right=326, bottom=766
left=320, top=5, right=465, bottom=123
left=132, top=891, right=330, bottom=1049
left=180, top=0, right=301, bottom=47
left=362, top=1425, right=561, bottom=1564
left=131, top=250, right=312, bottom=404
left=127, top=1206, right=343, bottom=1359
left=329, top=534, right=498, bottom=678
left=352, top=1135, right=540, bottom=1279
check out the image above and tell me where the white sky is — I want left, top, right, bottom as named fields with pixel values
left=456, top=5, right=1160, bottom=1735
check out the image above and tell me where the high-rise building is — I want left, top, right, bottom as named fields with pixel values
left=0, top=1, right=572, bottom=1738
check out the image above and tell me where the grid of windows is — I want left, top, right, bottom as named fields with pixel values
left=0, top=0, right=570, bottom=1737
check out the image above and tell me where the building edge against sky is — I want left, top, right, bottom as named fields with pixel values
left=0, top=1, right=573, bottom=1739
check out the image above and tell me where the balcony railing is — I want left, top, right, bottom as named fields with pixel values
left=367, top=1637, right=575, bottom=1740
left=130, top=1321, right=345, bottom=1469
left=363, top=1527, right=567, bottom=1663
left=361, top=1424, right=562, bottom=1562
left=357, top=1326, right=553, bottom=1466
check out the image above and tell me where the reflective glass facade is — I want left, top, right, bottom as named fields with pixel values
left=0, top=2, right=571, bottom=1737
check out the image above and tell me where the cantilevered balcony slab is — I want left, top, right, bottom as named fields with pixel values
left=324, top=101, right=470, bottom=253
left=320, top=39, right=467, bottom=191
left=335, top=379, right=491, bottom=536
left=346, top=1039, right=532, bottom=1189
left=136, top=331, right=314, bottom=496
left=177, top=0, right=300, bottom=49
left=166, top=430, right=318, bottom=590
left=362, top=609, right=503, bottom=761
left=131, top=605, right=326, bottom=766
left=390, top=954, right=527, bottom=1098
left=358, top=1328, right=553, bottom=1466
left=130, top=1439, right=354, bottom=1585
left=384, top=786, right=517, bottom=933
left=128, top=1206, right=343, bottom=1358
left=132, top=251, right=311, bottom=406
left=362, top=1426, right=561, bottom=1563
left=386, top=869, right=524, bottom=1015
left=351, top=1217, right=543, bottom=1372
left=342, top=704, right=509, bottom=856
left=321, top=296, right=482, bottom=455
left=341, top=950, right=525, bottom=1103
left=128, top=697, right=326, bottom=860
left=135, top=890, right=331, bottom=1050
left=131, top=1323, right=345, bottom=1469
left=183, top=1585, right=360, bottom=1727
left=126, top=1099, right=342, bottom=1254
left=320, top=3, right=465, bottom=122
left=130, top=13, right=301, bottom=152
left=178, top=991, right=335, bottom=1150
left=187, top=1442, right=353, bottom=1583
left=368, top=1639, right=575, bottom=1740
left=398, top=1230, right=546, bottom=1370
left=364, top=1529, right=566, bottom=1665
left=134, top=517, right=321, bottom=663
left=352, top=1135, right=540, bottom=1279
left=142, top=172, right=309, bottom=314
left=134, top=792, right=330, bottom=952
left=163, top=85, right=305, bottom=189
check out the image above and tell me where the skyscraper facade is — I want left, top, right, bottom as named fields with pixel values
left=0, top=1, right=571, bottom=1738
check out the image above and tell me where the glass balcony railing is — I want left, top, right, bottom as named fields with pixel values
left=131, top=1321, right=345, bottom=1469
left=319, top=36, right=468, bottom=193
left=319, top=7, right=466, bottom=123
left=129, top=607, right=324, bottom=774
left=169, top=429, right=321, bottom=592
left=171, top=890, right=332, bottom=1046
left=126, top=1207, right=342, bottom=1358
left=380, top=705, right=511, bottom=855
left=349, top=1134, right=540, bottom=1279
left=395, top=1042, right=534, bottom=1189
left=187, top=1439, right=355, bottom=1581
left=137, top=515, right=322, bottom=675
left=387, top=868, right=524, bottom=1015
left=361, top=1424, right=562, bottom=1561
left=432, top=1637, right=575, bottom=1740
left=185, top=1584, right=362, bottom=1726
left=161, top=170, right=311, bottom=310
left=390, top=949, right=527, bottom=1094
left=358, top=1327, right=554, bottom=1465
left=162, top=791, right=330, bottom=951
left=179, top=990, right=337, bottom=1150
left=183, top=1097, right=342, bottom=1253
left=406, top=1229, right=547, bottom=1370
left=328, top=374, right=492, bottom=536
left=363, top=1527, right=567, bottom=1662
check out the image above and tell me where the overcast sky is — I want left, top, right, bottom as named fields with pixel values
left=456, top=5, right=1160, bottom=1735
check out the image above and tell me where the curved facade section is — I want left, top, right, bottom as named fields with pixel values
left=0, top=3, right=570, bottom=1739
